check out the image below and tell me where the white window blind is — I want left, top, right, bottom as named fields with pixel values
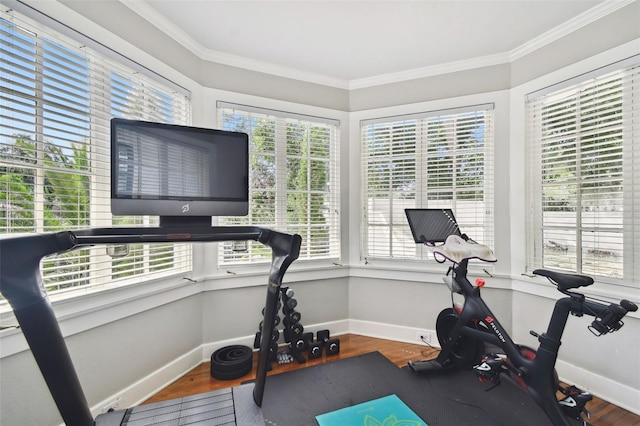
left=0, top=8, right=192, bottom=296
left=526, top=59, right=639, bottom=286
left=361, top=105, right=494, bottom=261
left=217, top=102, right=341, bottom=265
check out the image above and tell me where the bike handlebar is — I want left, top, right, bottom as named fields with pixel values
left=588, top=299, right=638, bottom=336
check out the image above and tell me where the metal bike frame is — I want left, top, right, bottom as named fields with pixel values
left=435, top=259, right=610, bottom=426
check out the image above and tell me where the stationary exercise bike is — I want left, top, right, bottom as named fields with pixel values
left=405, top=209, right=637, bottom=426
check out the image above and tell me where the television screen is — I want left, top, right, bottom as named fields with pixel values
left=110, top=118, right=249, bottom=218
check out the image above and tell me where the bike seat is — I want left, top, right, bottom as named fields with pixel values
left=431, top=235, right=497, bottom=264
left=533, top=269, right=594, bottom=290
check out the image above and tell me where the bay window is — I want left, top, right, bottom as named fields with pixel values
left=0, top=8, right=191, bottom=297
left=526, top=58, right=639, bottom=286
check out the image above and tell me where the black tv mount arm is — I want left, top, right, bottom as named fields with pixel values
left=0, top=225, right=301, bottom=426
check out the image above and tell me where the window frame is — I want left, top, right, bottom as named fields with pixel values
left=216, top=102, right=341, bottom=267
left=0, top=7, right=192, bottom=300
left=525, top=57, right=639, bottom=287
left=360, top=104, right=495, bottom=264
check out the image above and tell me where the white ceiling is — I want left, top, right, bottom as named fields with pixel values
left=121, top=0, right=619, bottom=88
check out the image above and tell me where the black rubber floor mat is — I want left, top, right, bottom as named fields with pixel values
left=260, top=351, right=583, bottom=426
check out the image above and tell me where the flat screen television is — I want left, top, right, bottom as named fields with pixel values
left=110, top=118, right=249, bottom=224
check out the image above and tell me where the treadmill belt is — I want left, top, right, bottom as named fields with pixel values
left=124, top=389, right=234, bottom=425
left=95, top=384, right=263, bottom=426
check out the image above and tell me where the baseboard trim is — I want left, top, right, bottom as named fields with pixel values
left=556, top=359, right=640, bottom=416
left=90, top=346, right=202, bottom=418
left=89, top=320, right=638, bottom=420
left=348, top=319, right=439, bottom=347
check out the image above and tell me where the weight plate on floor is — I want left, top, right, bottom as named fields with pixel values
left=210, top=345, right=253, bottom=380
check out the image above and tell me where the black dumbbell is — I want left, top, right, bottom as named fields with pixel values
left=268, top=342, right=278, bottom=361
left=283, top=298, right=297, bottom=314
left=283, top=322, right=303, bottom=343
left=284, top=323, right=304, bottom=343
left=291, top=332, right=313, bottom=353
left=288, top=310, right=301, bottom=323
left=317, top=329, right=340, bottom=356
left=253, top=331, right=261, bottom=349
left=254, top=328, right=280, bottom=348
left=283, top=312, right=302, bottom=327
left=289, top=322, right=304, bottom=337
left=308, top=340, right=323, bottom=359
left=259, top=315, right=280, bottom=330
left=281, top=287, right=298, bottom=313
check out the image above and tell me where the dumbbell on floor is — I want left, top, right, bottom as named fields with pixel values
left=308, top=329, right=340, bottom=358
left=253, top=328, right=280, bottom=349
left=291, top=332, right=313, bottom=353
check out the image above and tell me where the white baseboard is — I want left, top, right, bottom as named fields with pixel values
left=556, top=359, right=640, bottom=416
left=90, top=320, right=638, bottom=420
left=91, top=319, right=352, bottom=418
left=348, top=318, right=439, bottom=347
left=90, top=345, right=202, bottom=417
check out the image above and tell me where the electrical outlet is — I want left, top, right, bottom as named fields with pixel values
left=416, top=331, right=431, bottom=344
left=101, top=397, right=122, bottom=413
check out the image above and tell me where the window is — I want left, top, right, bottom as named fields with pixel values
left=361, top=105, right=494, bottom=261
left=0, top=9, right=191, bottom=296
left=526, top=59, right=639, bottom=286
left=217, top=102, right=340, bottom=265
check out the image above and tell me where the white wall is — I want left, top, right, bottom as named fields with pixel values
left=0, top=1, right=639, bottom=425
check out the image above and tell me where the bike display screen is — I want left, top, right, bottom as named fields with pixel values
left=405, top=208, right=461, bottom=244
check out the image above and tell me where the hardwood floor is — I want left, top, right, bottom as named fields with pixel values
left=145, top=334, right=639, bottom=425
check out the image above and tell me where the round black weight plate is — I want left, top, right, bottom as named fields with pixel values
left=210, top=345, right=253, bottom=380
left=436, top=308, right=483, bottom=368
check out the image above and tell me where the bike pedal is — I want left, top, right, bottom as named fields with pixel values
left=473, top=354, right=505, bottom=389
left=559, top=390, right=593, bottom=420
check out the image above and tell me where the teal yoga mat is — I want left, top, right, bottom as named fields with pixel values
left=316, top=394, right=427, bottom=426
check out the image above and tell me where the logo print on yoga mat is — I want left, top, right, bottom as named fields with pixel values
left=364, top=414, right=424, bottom=426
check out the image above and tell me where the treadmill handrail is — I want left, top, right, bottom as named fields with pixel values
left=0, top=226, right=301, bottom=426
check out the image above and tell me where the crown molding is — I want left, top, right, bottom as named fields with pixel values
left=348, top=53, right=511, bottom=90
left=119, top=0, right=208, bottom=58
left=120, top=0, right=634, bottom=91
left=118, top=0, right=350, bottom=89
left=199, top=49, right=351, bottom=89
left=509, top=0, right=636, bottom=61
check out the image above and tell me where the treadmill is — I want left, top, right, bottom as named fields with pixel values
left=0, top=224, right=301, bottom=426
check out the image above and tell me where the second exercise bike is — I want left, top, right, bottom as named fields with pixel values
left=405, top=208, right=637, bottom=426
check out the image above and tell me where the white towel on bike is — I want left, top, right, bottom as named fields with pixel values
left=432, top=235, right=497, bottom=263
